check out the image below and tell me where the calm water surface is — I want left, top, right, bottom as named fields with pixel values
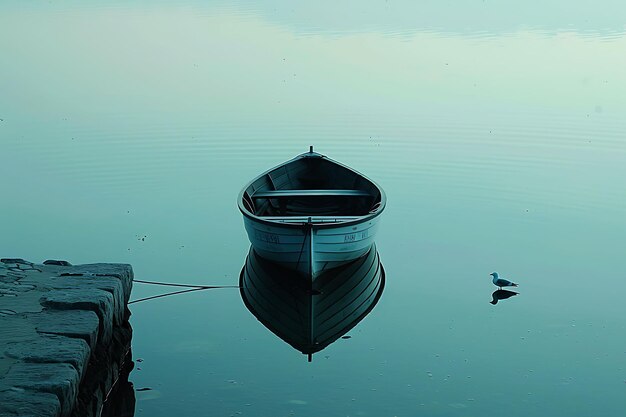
left=2, top=2, right=626, bottom=416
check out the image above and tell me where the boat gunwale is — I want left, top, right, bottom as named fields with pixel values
left=237, top=151, right=387, bottom=230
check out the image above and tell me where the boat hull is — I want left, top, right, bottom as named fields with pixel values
left=242, top=214, right=381, bottom=278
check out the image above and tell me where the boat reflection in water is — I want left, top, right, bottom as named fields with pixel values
left=240, top=244, right=385, bottom=361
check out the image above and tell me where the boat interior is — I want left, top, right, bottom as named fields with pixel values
left=241, top=155, right=383, bottom=218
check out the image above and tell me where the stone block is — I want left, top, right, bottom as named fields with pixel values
left=46, top=276, right=126, bottom=326
left=42, top=260, right=72, bottom=266
left=69, top=264, right=133, bottom=304
left=2, top=362, right=79, bottom=417
left=0, top=273, right=19, bottom=284
left=40, top=290, right=113, bottom=344
left=0, top=259, right=32, bottom=265
left=35, top=310, right=100, bottom=350
left=4, top=335, right=91, bottom=381
left=0, top=390, right=61, bottom=417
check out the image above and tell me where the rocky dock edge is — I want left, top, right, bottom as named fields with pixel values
left=0, top=258, right=133, bottom=417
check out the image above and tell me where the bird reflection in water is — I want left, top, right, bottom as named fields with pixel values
left=240, top=244, right=385, bottom=361
left=490, top=289, right=519, bottom=305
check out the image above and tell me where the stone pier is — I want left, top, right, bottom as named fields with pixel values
left=0, top=258, right=133, bottom=417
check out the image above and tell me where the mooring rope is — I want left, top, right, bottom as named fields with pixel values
left=132, top=279, right=224, bottom=289
left=129, top=279, right=240, bottom=304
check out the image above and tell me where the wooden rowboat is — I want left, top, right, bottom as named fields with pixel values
left=240, top=244, right=385, bottom=361
left=238, top=147, right=386, bottom=279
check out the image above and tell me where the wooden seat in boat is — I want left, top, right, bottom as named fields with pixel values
left=252, top=189, right=371, bottom=199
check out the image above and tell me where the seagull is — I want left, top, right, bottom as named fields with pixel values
left=490, top=272, right=518, bottom=289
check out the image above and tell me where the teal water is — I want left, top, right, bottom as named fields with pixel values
left=2, top=2, right=626, bottom=416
